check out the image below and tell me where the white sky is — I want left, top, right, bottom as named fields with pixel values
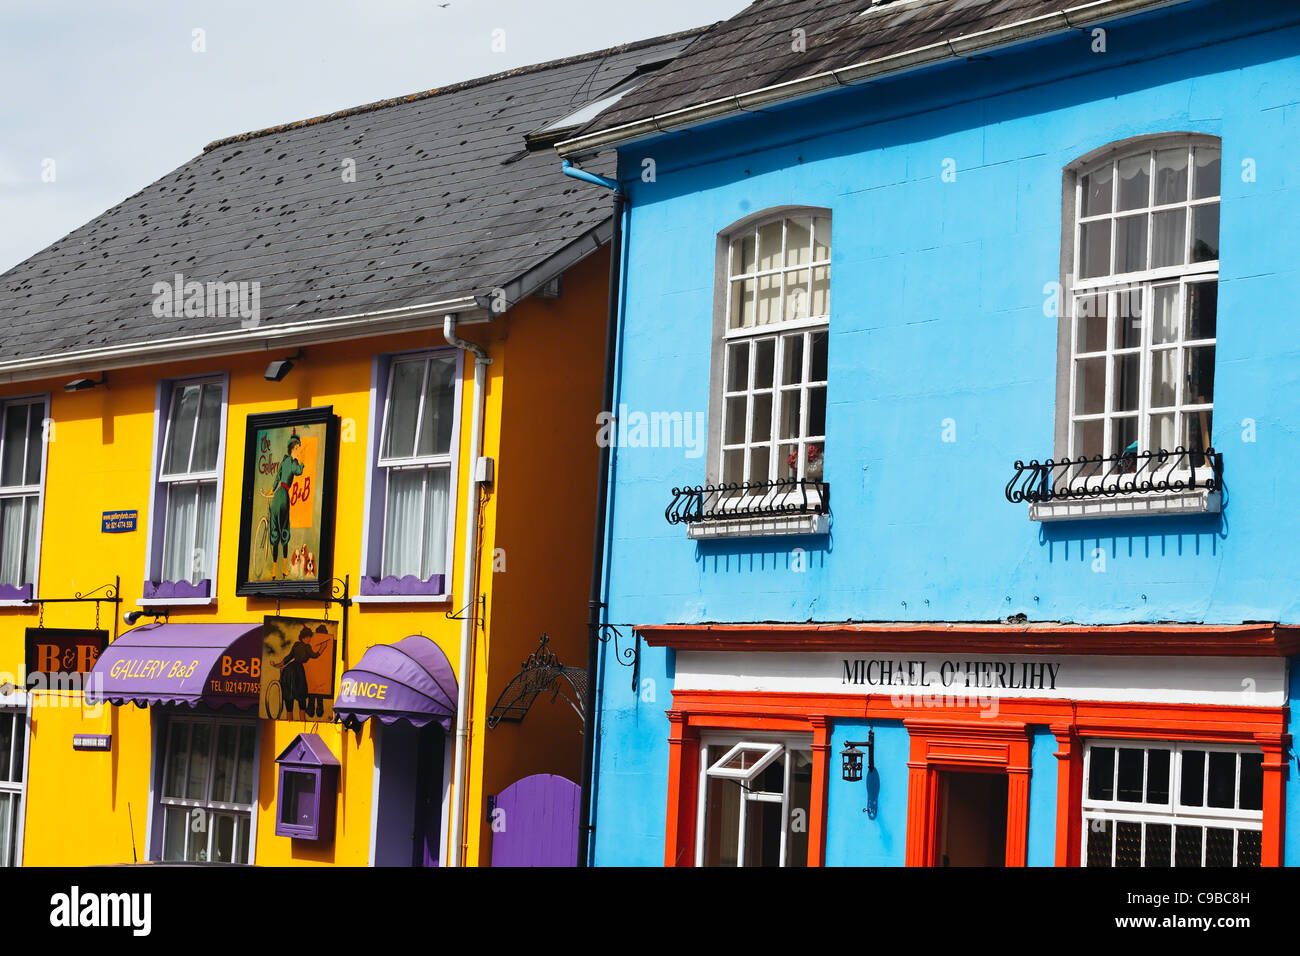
left=0, top=0, right=748, bottom=273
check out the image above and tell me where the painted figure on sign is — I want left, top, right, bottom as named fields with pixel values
left=274, top=624, right=329, bottom=718
left=266, top=433, right=305, bottom=579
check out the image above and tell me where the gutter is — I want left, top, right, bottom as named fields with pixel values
left=561, top=160, right=624, bottom=866
left=555, top=0, right=1193, bottom=158
left=0, top=296, right=485, bottom=385
left=443, top=312, right=492, bottom=867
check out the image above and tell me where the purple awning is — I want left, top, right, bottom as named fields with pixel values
left=86, top=622, right=263, bottom=709
left=334, top=635, right=457, bottom=730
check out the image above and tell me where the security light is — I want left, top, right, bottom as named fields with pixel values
left=123, top=609, right=168, bottom=626
left=265, top=349, right=304, bottom=382
left=64, top=375, right=107, bottom=392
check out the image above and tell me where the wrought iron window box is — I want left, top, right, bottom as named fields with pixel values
left=667, top=479, right=830, bottom=539
left=1005, top=447, right=1222, bottom=522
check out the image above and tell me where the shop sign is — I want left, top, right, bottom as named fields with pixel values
left=101, top=510, right=137, bottom=533
left=261, top=616, right=337, bottom=721
left=25, top=628, right=108, bottom=684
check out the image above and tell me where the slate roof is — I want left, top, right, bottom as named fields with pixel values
left=571, top=0, right=1166, bottom=142
left=0, top=30, right=701, bottom=366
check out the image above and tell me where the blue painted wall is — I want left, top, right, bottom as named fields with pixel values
left=1027, top=730, right=1059, bottom=867
left=825, top=722, right=909, bottom=866
left=591, top=0, right=1300, bottom=865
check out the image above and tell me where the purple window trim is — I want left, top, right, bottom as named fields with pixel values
left=0, top=583, right=32, bottom=601
left=142, top=579, right=212, bottom=600
left=359, top=573, right=446, bottom=597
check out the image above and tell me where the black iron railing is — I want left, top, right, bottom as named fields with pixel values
left=1005, top=447, right=1222, bottom=504
left=666, top=478, right=830, bottom=525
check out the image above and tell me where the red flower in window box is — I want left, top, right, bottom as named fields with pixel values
left=788, top=444, right=822, bottom=481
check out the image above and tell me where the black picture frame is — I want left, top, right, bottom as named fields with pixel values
left=235, top=406, right=340, bottom=597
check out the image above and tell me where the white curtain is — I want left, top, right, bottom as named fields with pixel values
left=0, top=792, right=12, bottom=867
left=382, top=467, right=449, bottom=579
left=0, top=497, right=27, bottom=587
left=193, top=482, right=216, bottom=582
left=163, top=482, right=216, bottom=583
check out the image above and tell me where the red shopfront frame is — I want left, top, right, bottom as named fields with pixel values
left=648, top=623, right=1296, bottom=868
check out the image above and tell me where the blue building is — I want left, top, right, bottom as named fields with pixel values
left=558, top=0, right=1300, bottom=867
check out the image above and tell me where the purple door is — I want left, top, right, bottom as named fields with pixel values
left=490, top=774, right=580, bottom=867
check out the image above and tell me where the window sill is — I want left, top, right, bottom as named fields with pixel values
left=137, top=597, right=215, bottom=608
left=353, top=593, right=451, bottom=606
left=1029, top=489, right=1221, bottom=522
left=687, top=513, right=830, bottom=539
left=0, top=600, right=33, bottom=609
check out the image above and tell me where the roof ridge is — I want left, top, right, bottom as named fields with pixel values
left=202, top=26, right=711, bottom=153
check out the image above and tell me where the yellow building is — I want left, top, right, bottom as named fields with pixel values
left=0, top=32, right=694, bottom=866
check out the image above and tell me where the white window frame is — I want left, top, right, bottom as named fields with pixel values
left=140, top=374, right=228, bottom=607
left=1059, top=135, right=1220, bottom=485
left=694, top=732, right=813, bottom=868
left=356, top=348, right=463, bottom=605
left=1081, top=738, right=1263, bottom=868
left=0, top=696, right=31, bottom=867
left=0, top=394, right=50, bottom=605
left=154, top=714, right=259, bottom=865
left=717, top=212, right=830, bottom=496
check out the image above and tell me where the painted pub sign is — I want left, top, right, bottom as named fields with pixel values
left=25, top=628, right=109, bottom=687
left=236, top=407, right=339, bottom=597
left=261, top=616, right=338, bottom=721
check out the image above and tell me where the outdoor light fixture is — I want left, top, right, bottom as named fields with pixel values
left=841, top=731, right=875, bottom=782
left=64, top=374, right=107, bottom=392
left=264, top=349, right=304, bottom=382
left=123, top=608, right=168, bottom=626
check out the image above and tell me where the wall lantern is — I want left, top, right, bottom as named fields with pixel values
left=841, top=731, right=875, bottom=782
left=64, top=374, right=107, bottom=392
left=275, top=732, right=340, bottom=841
left=264, top=348, right=304, bottom=382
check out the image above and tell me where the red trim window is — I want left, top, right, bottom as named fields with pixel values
left=1081, top=739, right=1263, bottom=867
left=695, top=735, right=813, bottom=866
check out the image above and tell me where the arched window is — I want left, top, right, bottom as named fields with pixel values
left=718, top=211, right=830, bottom=485
left=1063, top=136, right=1220, bottom=461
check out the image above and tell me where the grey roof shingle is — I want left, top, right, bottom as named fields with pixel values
left=0, top=30, right=701, bottom=365
left=574, top=0, right=1133, bottom=140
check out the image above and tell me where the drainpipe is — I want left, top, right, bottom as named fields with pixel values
left=563, top=158, right=623, bottom=867
left=444, top=312, right=491, bottom=867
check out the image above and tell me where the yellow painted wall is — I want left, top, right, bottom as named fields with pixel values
left=0, top=249, right=608, bottom=866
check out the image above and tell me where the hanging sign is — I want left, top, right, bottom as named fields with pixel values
left=26, top=628, right=109, bottom=685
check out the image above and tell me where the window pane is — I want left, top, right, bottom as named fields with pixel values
left=756, top=274, right=780, bottom=326
left=1147, top=749, right=1171, bottom=803
left=731, top=232, right=756, bottom=275
left=1074, top=357, right=1106, bottom=416
left=211, top=813, right=237, bottom=864
left=1180, top=750, right=1205, bottom=807
left=1115, top=288, right=1142, bottom=350
left=416, top=356, right=457, bottom=457
left=1239, top=754, right=1263, bottom=812
left=162, top=485, right=198, bottom=583
left=382, top=361, right=424, bottom=459
left=163, top=385, right=201, bottom=476
left=0, top=716, right=11, bottom=782
left=1151, top=209, right=1186, bottom=268
left=812, top=216, right=830, bottom=261
left=193, top=482, right=217, bottom=583
left=721, top=450, right=743, bottom=485
left=234, top=726, right=256, bottom=806
left=783, top=270, right=809, bottom=321
left=1154, top=148, right=1189, bottom=205
left=1191, top=205, right=1219, bottom=262
left=0, top=792, right=12, bottom=867
left=1192, top=147, right=1221, bottom=200
left=757, top=220, right=783, bottom=272
left=382, top=469, right=426, bottom=578
left=1206, top=752, right=1236, bottom=809
left=1152, top=284, right=1180, bottom=345
left=784, top=751, right=812, bottom=867
left=1145, top=823, right=1172, bottom=867
left=1150, top=349, right=1177, bottom=409
left=1086, top=819, right=1113, bottom=866
left=1117, top=153, right=1150, bottom=211
left=190, top=385, right=222, bottom=473
left=743, top=798, right=784, bottom=867
left=1116, top=748, right=1144, bottom=802
left=780, top=335, right=804, bottom=386
left=1113, top=355, right=1140, bottom=413
left=1237, top=830, right=1261, bottom=867
left=1073, top=419, right=1103, bottom=459
left=1149, top=412, right=1175, bottom=451
left=1184, top=346, right=1215, bottom=406
left=1075, top=294, right=1107, bottom=353
left=807, top=388, right=826, bottom=438
left=281, top=771, right=318, bottom=827
left=702, top=776, right=740, bottom=866
left=754, top=339, right=775, bottom=389
left=1088, top=747, right=1115, bottom=800
left=186, top=811, right=208, bottom=862
left=419, top=469, right=451, bottom=578
left=22, top=496, right=39, bottom=588
left=1079, top=220, right=1111, bottom=279
left=1111, top=416, right=1138, bottom=458
left=0, top=498, right=28, bottom=587
left=723, top=397, right=746, bottom=446
left=1115, top=820, right=1142, bottom=866
left=785, top=217, right=811, bottom=267
left=212, top=724, right=237, bottom=805
left=23, top=403, right=43, bottom=487
left=750, top=394, right=772, bottom=443
left=810, top=264, right=830, bottom=317
left=162, top=807, right=188, bottom=862
left=809, top=332, right=828, bottom=382
left=1175, top=825, right=1202, bottom=866
left=1081, top=164, right=1113, bottom=216
left=1, top=404, right=29, bottom=487
left=1183, top=410, right=1213, bottom=454
left=236, top=817, right=251, bottom=864
left=729, top=279, right=756, bottom=329
left=779, top=391, right=802, bottom=441
left=725, top=342, right=749, bottom=392
left=165, top=722, right=189, bottom=799
left=778, top=444, right=799, bottom=480
left=747, top=447, right=770, bottom=483
left=1115, top=214, right=1147, bottom=273
left=186, top=723, right=212, bottom=801
left=1204, top=827, right=1234, bottom=866
left=1186, top=282, right=1217, bottom=340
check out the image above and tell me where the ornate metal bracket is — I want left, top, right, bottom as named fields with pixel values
left=595, top=623, right=640, bottom=693
left=487, top=634, right=587, bottom=729
left=25, top=576, right=122, bottom=635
